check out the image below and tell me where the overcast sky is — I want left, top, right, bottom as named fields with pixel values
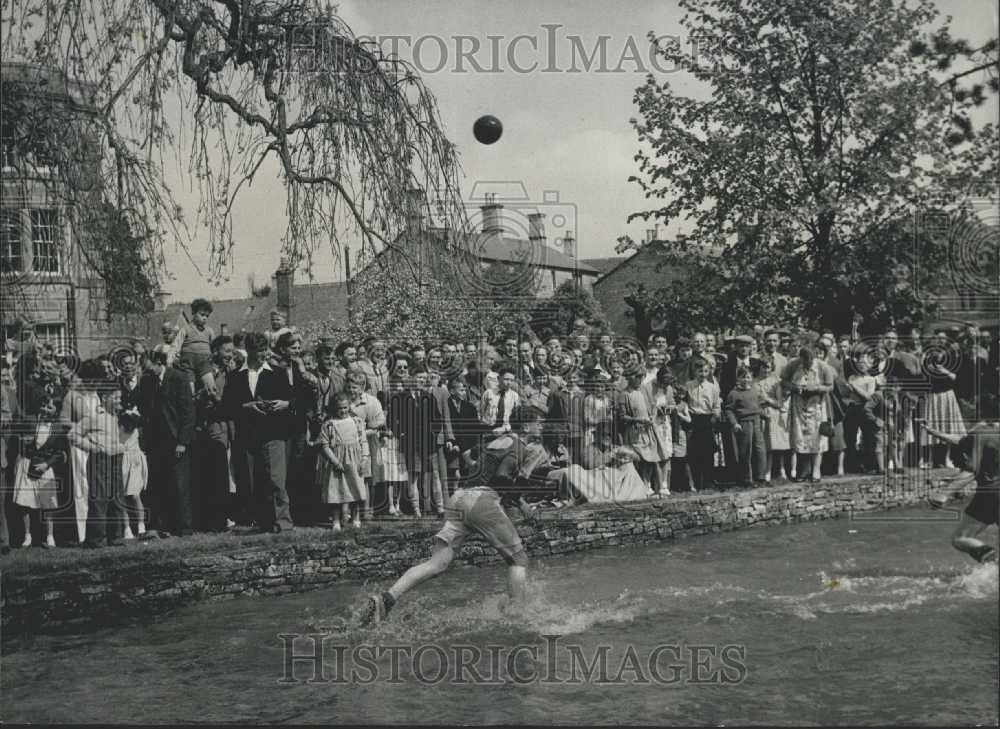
left=160, top=0, right=999, bottom=302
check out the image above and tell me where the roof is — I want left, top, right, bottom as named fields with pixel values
left=580, top=257, right=627, bottom=276
left=358, top=229, right=601, bottom=278
left=469, top=235, right=599, bottom=274
left=593, top=242, right=723, bottom=284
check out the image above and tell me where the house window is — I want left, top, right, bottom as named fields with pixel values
left=0, top=209, right=22, bottom=273
left=30, top=209, right=61, bottom=273
left=33, top=324, right=65, bottom=348
left=1, top=116, right=16, bottom=169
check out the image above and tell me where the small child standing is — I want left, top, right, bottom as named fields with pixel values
left=316, top=393, right=369, bottom=531
left=478, top=371, right=501, bottom=427
left=119, top=407, right=148, bottom=538
left=724, top=367, right=769, bottom=488
left=671, top=389, right=694, bottom=492
left=13, top=391, right=64, bottom=548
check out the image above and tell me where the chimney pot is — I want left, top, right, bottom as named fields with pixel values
left=275, top=262, right=295, bottom=322
left=528, top=213, right=546, bottom=242
left=153, top=290, right=172, bottom=312
left=481, top=197, right=504, bottom=235
left=406, top=188, right=426, bottom=231
left=562, top=230, right=576, bottom=258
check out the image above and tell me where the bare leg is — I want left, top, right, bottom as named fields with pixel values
left=508, top=565, right=528, bottom=605
left=20, top=508, right=32, bottom=547
left=811, top=453, right=822, bottom=480
left=363, top=478, right=374, bottom=520
left=43, top=513, right=55, bottom=548
left=836, top=451, right=845, bottom=476
left=407, top=475, right=421, bottom=517
left=790, top=452, right=797, bottom=480
left=388, top=540, right=454, bottom=600
left=388, top=482, right=400, bottom=515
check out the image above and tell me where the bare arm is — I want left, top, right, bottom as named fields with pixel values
left=919, top=421, right=963, bottom=446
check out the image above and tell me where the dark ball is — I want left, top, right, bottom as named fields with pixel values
left=473, top=115, right=503, bottom=145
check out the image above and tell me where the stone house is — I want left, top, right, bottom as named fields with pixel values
left=0, top=63, right=114, bottom=358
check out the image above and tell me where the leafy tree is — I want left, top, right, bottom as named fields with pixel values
left=622, top=0, right=999, bottom=334
left=88, top=204, right=157, bottom=317
left=301, top=231, right=540, bottom=344
left=530, top=279, right=610, bottom=338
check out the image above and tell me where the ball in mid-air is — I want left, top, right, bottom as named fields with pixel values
left=473, top=115, right=503, bottom=145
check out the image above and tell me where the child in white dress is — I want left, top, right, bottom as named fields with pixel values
left=316, top=393, right=369, bottom=531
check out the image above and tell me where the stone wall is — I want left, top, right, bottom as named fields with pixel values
left=0, top=473, right=956, bottom=638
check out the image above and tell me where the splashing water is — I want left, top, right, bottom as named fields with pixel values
left=2, top=506, right=996, bottom=725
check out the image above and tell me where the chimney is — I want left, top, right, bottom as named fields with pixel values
left=153, top=290, right=171, bottom=312
left=275, top=257, right=295, bottom=322
left=528, top=212, right=546, bottom=245
left=406, top=188, right=426, bottom=232
left=480, top=192, right=504, bottom=235
left=562, top=230, right=576, bottom=258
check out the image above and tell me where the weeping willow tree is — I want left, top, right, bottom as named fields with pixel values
left=621, top=0, right=998, bottom=335
left=0, top=0, right=467, bottom=308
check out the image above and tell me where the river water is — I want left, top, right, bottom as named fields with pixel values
left=3, top=507, right=997, bottom=725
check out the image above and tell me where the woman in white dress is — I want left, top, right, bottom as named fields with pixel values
left=781, top=347, right=835, bottom=483
left=59, top=360, right=105, bottom=543
left=641, top=366, right=675, bottom=495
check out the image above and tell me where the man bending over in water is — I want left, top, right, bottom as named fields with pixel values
left=364, top=405, right=554, bottom=624
left=921, top=419, right=998, bottom=563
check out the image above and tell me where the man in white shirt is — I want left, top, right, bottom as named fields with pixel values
left=492, top=369, right=521, bottom=435
left=685, top=356, right=721, bottom=491
left=643, top=347, right=663, bottom=386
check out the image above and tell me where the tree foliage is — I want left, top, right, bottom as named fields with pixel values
left=621, top=0, right=999, bottom=334
left=530, top=279, right=610, bottom=338
left=90, top=203, right=157, bottom=317
left=299, top=231, right=541, bottom=345
left=1, top=0, right=466, bottom=289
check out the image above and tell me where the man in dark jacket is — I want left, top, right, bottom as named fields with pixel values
left=221, top=332, right=296, bottom=533
left=445, top=376, right=485, bottom=488
left=139, top=344, right=195, bottom=536
left=0, top=361, right=21, bottom=553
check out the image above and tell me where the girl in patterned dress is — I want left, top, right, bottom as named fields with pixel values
left=316, top=393, right=369, bottom=531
